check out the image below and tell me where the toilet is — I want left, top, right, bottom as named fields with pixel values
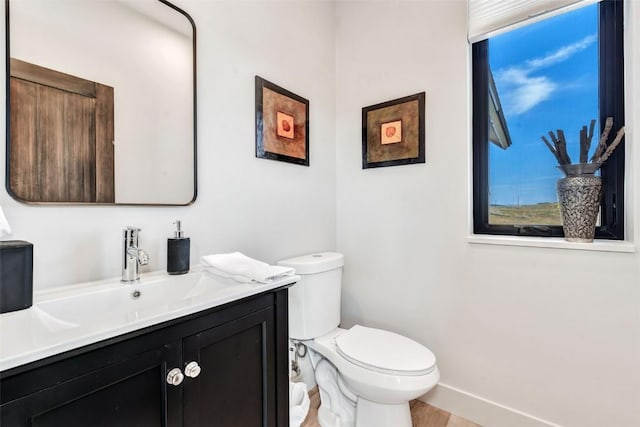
left=279, top=252, right=439, bottom=427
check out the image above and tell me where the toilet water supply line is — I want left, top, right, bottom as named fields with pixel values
left=290, top=341, right=308, bottom=378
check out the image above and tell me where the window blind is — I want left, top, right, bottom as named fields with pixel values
left=468, top=0, right=599, bottom=42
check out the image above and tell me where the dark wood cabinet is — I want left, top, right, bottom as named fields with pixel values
left=0, top=288, right=290, bottom=427
left=1, top=342, right=182, bottom=427
left=183, top=307, right=276, bottom=427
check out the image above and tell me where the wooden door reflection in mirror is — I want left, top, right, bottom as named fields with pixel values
left=10, top=59, right=115, bottom=203
left=6, top=0, right=196, bottom=205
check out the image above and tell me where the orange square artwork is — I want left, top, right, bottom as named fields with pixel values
left=362, top=92, right=425, bottom=168
left=276, top=111, right=295, bottom=139
left=256, top=76, right=309, bottom=166
left=381, top=120, right=402, bottom=144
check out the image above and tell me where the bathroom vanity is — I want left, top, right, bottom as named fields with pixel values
left=0, top=268, right=296, bottom=426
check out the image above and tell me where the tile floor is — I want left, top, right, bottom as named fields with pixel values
left=300, top=387, right=480, bottom=427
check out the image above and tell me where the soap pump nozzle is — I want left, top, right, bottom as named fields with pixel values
left=173, top=220, right=184, bottom=238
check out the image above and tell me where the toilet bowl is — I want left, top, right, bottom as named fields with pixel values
left=279, top=252, right=440, bottom=427
left=304, top=326, right=439, bottom=426
left=311, top=326, right=439, bottom=404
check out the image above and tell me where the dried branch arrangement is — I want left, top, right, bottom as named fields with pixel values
left=541, top=117, right=625, bottom=167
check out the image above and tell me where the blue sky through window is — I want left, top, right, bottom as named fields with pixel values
left=488, top=4, right=598, bottom=206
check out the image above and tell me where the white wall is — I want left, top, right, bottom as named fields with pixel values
left=10, top=0, right=194, bottom=204
left=0, top=0, right=336, bottom=289
left=335, top=1, right=640, bottom=427
left=3, top=1, right=640, bottom=426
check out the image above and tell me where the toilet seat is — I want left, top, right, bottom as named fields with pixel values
left=309, top=327, right=440, bottom=405
left=335, top=325, right=436, bottom=376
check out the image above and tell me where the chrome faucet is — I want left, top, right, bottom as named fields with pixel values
left=122, top=226, right=149, bottom=283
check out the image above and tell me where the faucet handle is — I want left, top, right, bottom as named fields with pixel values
left=137, top=249, right=150, bottom=266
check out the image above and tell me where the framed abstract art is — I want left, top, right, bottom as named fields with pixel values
left=255, top=76, right=309, bottom=166
left=362, top=92, right=425, bottom=169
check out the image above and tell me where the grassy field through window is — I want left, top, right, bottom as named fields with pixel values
left=489, top=202, right=561, bottom=226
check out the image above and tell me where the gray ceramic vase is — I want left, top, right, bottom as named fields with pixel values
left=556, top=164, right=603, bottom=242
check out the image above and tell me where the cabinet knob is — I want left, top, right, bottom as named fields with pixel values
left=166, top=368, right=184, bottom=386
left=184, top=361, right=202, bottom=378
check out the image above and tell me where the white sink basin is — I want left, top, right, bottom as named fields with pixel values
left=37, top=271, right=231, bottom=325
left=0, top=267, right=298, bottom=371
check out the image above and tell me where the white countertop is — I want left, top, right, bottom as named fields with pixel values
left=0, top=266, right=298, bottom=372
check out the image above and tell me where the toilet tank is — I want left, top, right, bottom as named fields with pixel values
left=278, top=252, right=344, bottom=340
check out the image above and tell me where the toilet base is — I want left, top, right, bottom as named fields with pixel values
left=309, top=343, right=431, bottom=427
left=318, top=404, right=346, bottom=427
left=355, top=398, right=412, bottom=427
left=317, top=399, right=411, bottom=427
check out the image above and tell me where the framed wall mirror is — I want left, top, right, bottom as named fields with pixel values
left=5, top=0, right=197, bottom=205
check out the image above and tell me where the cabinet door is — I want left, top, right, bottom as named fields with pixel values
left=183, top=307, right=276, bottom=427
left=1, top=342, right=182, bottom=427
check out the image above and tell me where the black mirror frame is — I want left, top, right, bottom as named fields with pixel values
left=4, top=0, right=198, bottom=206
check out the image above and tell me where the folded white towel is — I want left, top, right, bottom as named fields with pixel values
left=203, top=266, right=254, bottom=283
left=0, top=206, right=11, bottom=238
left=201, top=252, right=295, bottom=284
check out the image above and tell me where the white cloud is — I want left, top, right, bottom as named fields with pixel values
left=508, top=76, right=556, bottom=115
left=495, top=66, right=557, bottom=115
left=495, top=34, right=596, bottom=116
left=526, top=34, right=597, bottom=70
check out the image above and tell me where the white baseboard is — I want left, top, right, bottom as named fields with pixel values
left=421, top=383, right=563, bottom=427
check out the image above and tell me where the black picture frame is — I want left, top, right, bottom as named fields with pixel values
left=362, top=92, right=425, bottom=169
left=255, top=76, right=309, bottom=166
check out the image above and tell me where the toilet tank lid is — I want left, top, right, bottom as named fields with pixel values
left=278, top=252, right=344, bottom=274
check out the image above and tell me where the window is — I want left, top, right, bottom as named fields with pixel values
left=472, top=0, right=625, bottom=239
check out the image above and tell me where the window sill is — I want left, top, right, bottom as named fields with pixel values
left=468, top=235, right=635, bottom=253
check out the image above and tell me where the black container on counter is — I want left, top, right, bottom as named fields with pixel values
left=167, top=220, right=190, bottom=275
left=0, top=240, right=33, bottom=313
